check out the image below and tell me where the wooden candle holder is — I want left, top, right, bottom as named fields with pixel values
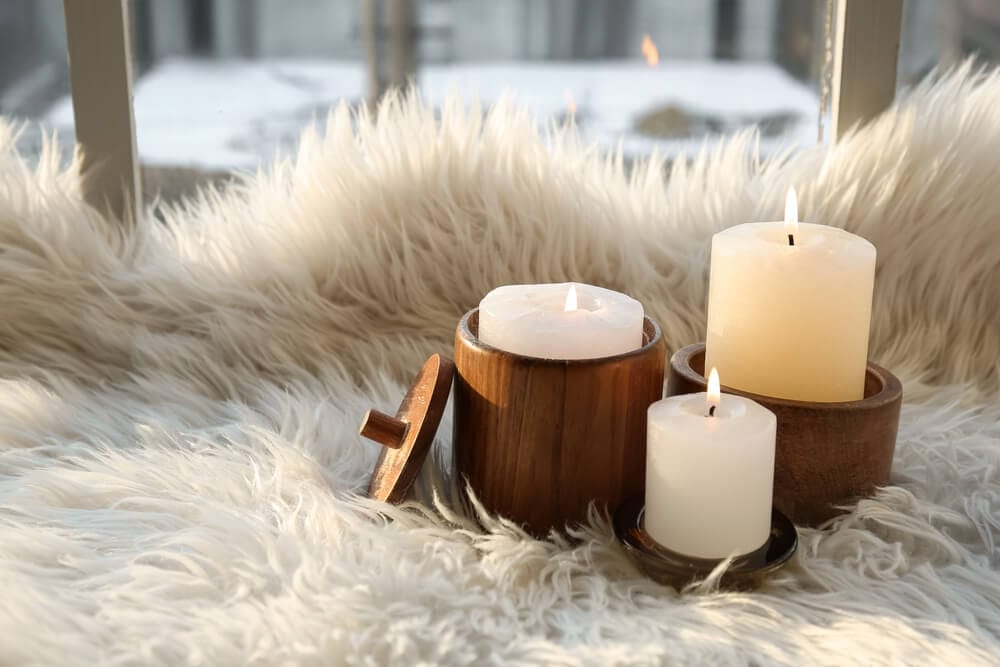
left=666, top=343, right=902, bottom=525
left=453, top=309, right=666, bottom=536
left=614, top=496, right=797, bottom=591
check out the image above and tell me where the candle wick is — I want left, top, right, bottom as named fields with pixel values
left=706, top=405, right=716, bottom=418
left=787, top=233, right=795, bottom=247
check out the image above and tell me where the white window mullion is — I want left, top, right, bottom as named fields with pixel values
left=63, top=0, right=141, bottom=222
left=831, top=0, right=904, bottom=141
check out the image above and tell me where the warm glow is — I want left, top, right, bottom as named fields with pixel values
left=564, top=284, right=578, bottom=312
left=784, top=187, right=799, bottom=243
left=706, top=367, right=721, bottom=416
left=641, top=35, right=659, bottom=66
left=564, top=89, right=577, bottom=116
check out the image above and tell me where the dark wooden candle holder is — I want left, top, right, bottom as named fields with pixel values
left=453, top=309, right=666, bottom=536
left=666, top=343, right=902, bottom=525
left=614, top=496, right=797, bottom=591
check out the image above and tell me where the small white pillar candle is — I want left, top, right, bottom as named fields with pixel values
left=478, top=282, right=644, bottom=360
left=705, top=189, right=876, bottom=402
left=645, top=369, right=777, bottom=559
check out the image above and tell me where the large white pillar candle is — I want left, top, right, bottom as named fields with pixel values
left=705, top=189, right=876, bottom=402
left=645, top=369, right=777, bottom=559
left=478, top=282, right=644, bottom=360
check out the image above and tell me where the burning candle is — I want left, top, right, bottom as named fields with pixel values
left=478, top=282, right=644, bottom=360
left=705, top=188, right=876, bottom=402
left=645, top=369, right=777, bottom=559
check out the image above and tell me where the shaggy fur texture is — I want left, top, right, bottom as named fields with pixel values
left=1, top=65, right=999, bottom=666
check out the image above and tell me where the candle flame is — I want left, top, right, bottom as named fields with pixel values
left=641, top=35, right=659, bottom=67
left=564, top=284, right=578, bottom=312
left=784, top=187, right=799, bottom=243
left=706, top=367, right=721, bottom=417
left=564, top=89, right=577, bottom=116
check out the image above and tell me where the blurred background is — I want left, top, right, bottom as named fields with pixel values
left=2, top=1, right=998, bottom=201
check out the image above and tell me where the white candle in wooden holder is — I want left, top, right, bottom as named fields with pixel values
left=645, top=369, right=777, bottom=559
left=478, top=282, right=644, bottom=360
left=705, top=189, right=876, bottom=402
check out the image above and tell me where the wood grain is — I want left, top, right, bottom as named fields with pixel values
left=360, top=410, right=407, bottom=449
left=453, top=310, right=666, bottom=536
left=363, top=354, right=455, bottom=503
left=666, top=343, right=902, bottom=525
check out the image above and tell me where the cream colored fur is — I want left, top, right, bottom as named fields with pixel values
left=0, top=64, right=998, bottom=665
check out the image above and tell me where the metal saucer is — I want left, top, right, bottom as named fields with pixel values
left=614, top=496, right=798, bottom=591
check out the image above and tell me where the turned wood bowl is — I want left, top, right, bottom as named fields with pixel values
left=453, top=309, right=666, bottom=536
left=614, top=496, right=798, bottom=591
left=666, top=343, right=902, bottom=525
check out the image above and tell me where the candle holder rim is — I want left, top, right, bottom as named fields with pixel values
left=458, top=307, right=663, bottom=366
left=672, top=342, right=902, bottom=411
left=614, top=495, right=798, bottom=590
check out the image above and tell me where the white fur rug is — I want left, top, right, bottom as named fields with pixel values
left=0, top=65, right=998, bottom=666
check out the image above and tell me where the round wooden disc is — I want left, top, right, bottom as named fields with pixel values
left=360, top=354, right=455, bottom=503
left=614, top=495, right=798, bottom=591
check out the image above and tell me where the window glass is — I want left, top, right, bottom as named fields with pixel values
left=35, top=1, right=838, bottom=196
left=124, top=0, right=368, bottom=184
left=899, top=0, right=1000, bottom=88
left=115, top=2, right=828, bottom=176
left=0, top=0, right=73, bottom=161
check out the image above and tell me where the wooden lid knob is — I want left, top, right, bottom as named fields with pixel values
left=359, top=410, right=408, bottom=449
left=359, top=354, right=455, bottom=503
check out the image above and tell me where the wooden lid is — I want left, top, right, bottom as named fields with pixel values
left=360, top=353, right=455, bottom=503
